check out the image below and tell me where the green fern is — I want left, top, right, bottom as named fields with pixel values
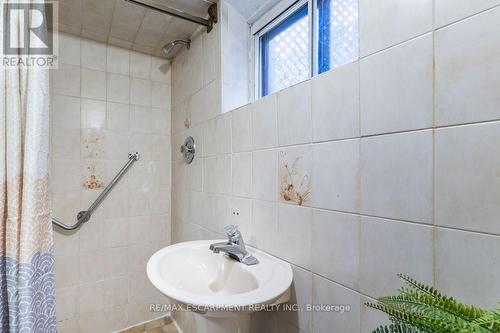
left=367, top=274, right=500, bottom=333
left=473, top=309, right=500, bottom=331
left=372, top=323, right=424, bottom=333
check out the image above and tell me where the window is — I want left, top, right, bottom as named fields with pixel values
left=260, top=4, right=309, bottom=97
left=256, top=0, right=359, bottom=97
left=317, top=0, right=359, bottom=74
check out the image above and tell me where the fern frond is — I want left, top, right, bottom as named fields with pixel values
left=472, top=309, right=500, bottom=332
left=379, top=292, right=485, bottom=322
left=367, top=302, right=467, bottom=333
left=368, top=275, right=500, bottom=333
left=372, top=323, right=424, bottom=333
left=397, top=274, right=443, bottom=298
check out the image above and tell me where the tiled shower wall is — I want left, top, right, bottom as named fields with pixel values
left=171, top=2, right=500, bottom=333
left=51, top=33, right=172, bottom=333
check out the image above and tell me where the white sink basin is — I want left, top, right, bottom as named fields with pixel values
left=147, top=240, right=293, bottom=309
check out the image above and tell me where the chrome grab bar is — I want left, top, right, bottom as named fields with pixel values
left=51, top=152, right=140, bottom=231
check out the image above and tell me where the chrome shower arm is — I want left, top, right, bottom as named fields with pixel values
left=51, top=152, right=140, bottom=231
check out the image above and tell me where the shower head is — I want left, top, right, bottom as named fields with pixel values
left=162, top=39, right=191, bottom=55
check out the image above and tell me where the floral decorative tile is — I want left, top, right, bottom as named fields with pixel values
left=279, top=147, right=312, bottom=206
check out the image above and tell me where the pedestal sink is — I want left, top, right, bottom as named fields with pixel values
left=147, top=240, right=293, bottom=333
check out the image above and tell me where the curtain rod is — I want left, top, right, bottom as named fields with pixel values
left=125, top=0, right=218, bottom=33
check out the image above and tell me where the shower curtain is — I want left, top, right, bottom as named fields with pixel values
left=0, top=0, right=57, bottom=331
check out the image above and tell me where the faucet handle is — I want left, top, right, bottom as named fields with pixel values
left=223, top=224, right=239, bottom=237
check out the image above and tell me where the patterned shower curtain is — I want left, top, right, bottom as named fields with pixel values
left=0, top=0, right=57, bottom=331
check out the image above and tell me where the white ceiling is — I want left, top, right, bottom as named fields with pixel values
left=225, top=0, right=281, bottom=23
left=58, top=0, right=214, bottom=58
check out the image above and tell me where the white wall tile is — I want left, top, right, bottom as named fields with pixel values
left=360, top=217, right=434, bottom=297
left=107, top=73, right=130, bottom=103
left=252, top=150, right=277, bottom=202
left=276, top=204, right=312, bottom=269
left=202, top=29, right=218, bottom=86
left=312, top=276, right=361, bottom=333
left=232, top=152, right=252, bottom=197
left=232, top=104, right=252, bottom=152
left=52, top=64, right=80, bottom=97
left=434, top=0, right=500, bottom=27
left=128, top=132, right=150, bottom=160
left=230, top=197, right=252, bottom=237
left=188, top=156, right=202, bottom=191
left=51, top=159, right=81, bottom=191
left=107, top=102, right=129, bottom=131
left=436, top=229, right=500, bottom=308
left=81, top=68, right=106, bottom=100
left=59, top=33, right=80, bottom=66
left=250, top=200, right=278, bottom=253
left=130, top=78, right=152, bottom=106
left=79, top=219, right=104, bottom=253
left=359, top=0, right=432, bottom=56
left=203, top=156, right=216, bottom=193
left=360, top=131, right=433, bottom=223
left=151, top=108, right=171, bottom=136
left=130, top=51, right=152, bottom=79
left=277, top=81, right=312, bottom=146
left=311, top=139, right=360, bottom=213
left=106, top=131, right=130, bottom=160
left=150, top=135, right=171, bottom=161
left=52, top=129, right=80, bottom=159
left=190, top=80, right=220, bottom=125
left=252, top=94, right=278, bottom=150
left=58, top=318, right=78, bottom=333
left=81, top=98, right=106, bottom=129
left=172, top=101, right=190, bottom=134
left=215, top=112, right=232, bottom=154
left=106, top=45, right=130, bottom=75
left=152, top=81, right=171, bottom=108
left=435, top=122, right=500, bottom=234
left=56, top=287, right=78, bottom=320
left=130, top=105, right=152, bottom=133
left=51, top=95, right=80, bottom=130
left=81, top=39, right=107, bottom=71
left=312, top=210, right=360, bottom=289
left=203, top=118, right=217, bottom=157
left=215, top=155, right=232, bottom=195
left=190, top=191, right=211, bottom=229
left=151, top=57, right=171, bottom=83
left=54, top=256, right=80, bottom=289
left=277, top=265, right=312, bottom=332
left=312, top=62, right=359, bottom=142
left=435, top=7, right=500, bottom=126
left=360, top=34, right=433, bottom=135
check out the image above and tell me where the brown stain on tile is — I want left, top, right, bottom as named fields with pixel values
left=82, top=164, right=105, bottom=189
left=279, top=152, right=311, bottom=206
left=82, top=130, right=105, bottom=158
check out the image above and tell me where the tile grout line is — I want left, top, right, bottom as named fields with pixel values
left=431, top=0, right=438, bottom=289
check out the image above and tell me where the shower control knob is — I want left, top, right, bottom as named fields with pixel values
left=180, top=136, right=195, bottom=164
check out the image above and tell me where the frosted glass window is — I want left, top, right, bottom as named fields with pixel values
left=317, top=0, right=359, bottom=74
left=260, top=5, right=309, bottom=96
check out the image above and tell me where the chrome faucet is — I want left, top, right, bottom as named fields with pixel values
left=209, top=225, right=259, bottom=265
